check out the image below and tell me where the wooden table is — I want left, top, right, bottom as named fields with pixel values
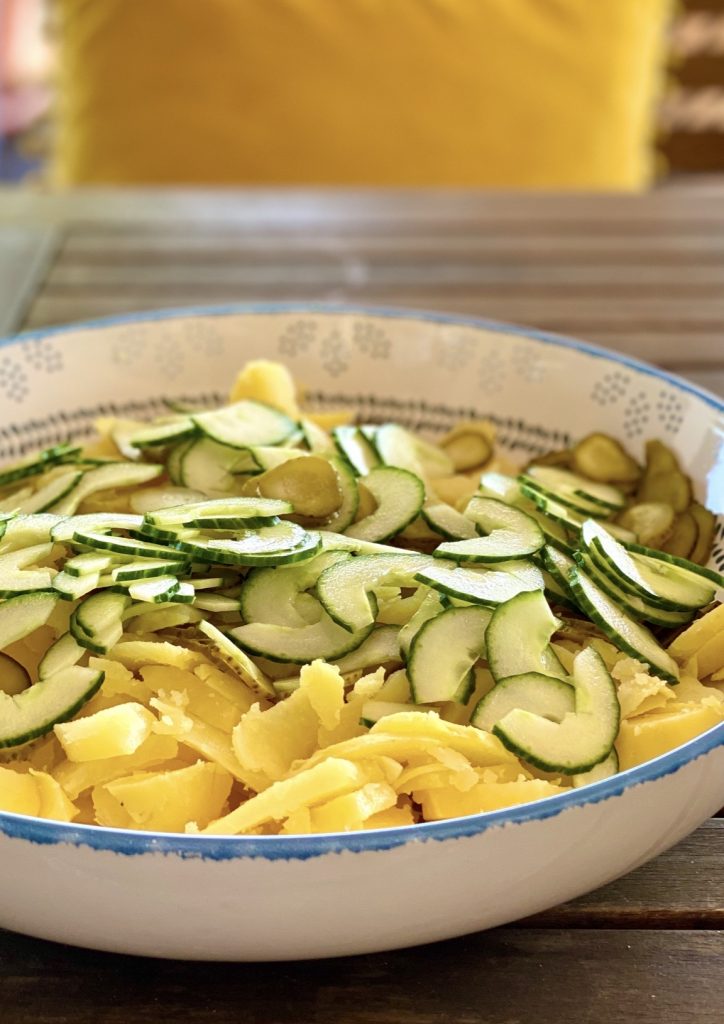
left=0, top=184, right=722, bottom=1023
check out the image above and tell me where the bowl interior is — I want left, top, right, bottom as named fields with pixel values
left=2, top=305, right=722, bottom=570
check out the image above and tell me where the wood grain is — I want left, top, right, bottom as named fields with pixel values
left=1, top=929, right=721, bottom=1024
left=7, top=186, right=723, bottom=393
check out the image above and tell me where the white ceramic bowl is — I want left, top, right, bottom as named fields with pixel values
left=0, top=304, right=722, bottom=961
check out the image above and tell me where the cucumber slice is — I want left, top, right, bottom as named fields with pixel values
left=374, top=424, right=454, bottom=480
left=112, top=557, right=189, bottom=581
left=316, top=552, right=435, bottom=632
left=581, top=520, right=714, bottom=611
left=408, top=605, right=492, bottom=704
left=345, top=466, right=424, bottom=543
left=0, top=665, right=105, bottom=748
left=486, top=591, right=564, bottom=682
left=174, top=524, right=321, bottom=567
left=359, top=701, right=421, bottom=727
left=0, top=591, right=59, bottom=649
left=192, top=593, right=240, bottom=613
left=398, top=590, right=447, bottom=657
left=492, top=646, right=620, bottom=774
left=573, top=551, right=694, bottom=628
left=1, top=514, right=62, bottom=551
left=471, top=672, right=575, bottom=733
left=124, top=604, right=203, bottom=632
left=38, top=631, right=84, bottom=680
left=421, top=502, right=477, bottom=541
left=64, top=551, right=119, bottom=577
left=169, top=581, right=195, bottom=605
left=0, top=543, right=56, bottom=596
left=434, top=497, right=544, bottom=564
left=568, top=567, right=680, bottom=683
left=53, top=571, right=101, bottom=601
left=0, top=488, right=33, bottom=514
left=415, top=561, right=544, bottom=608
left=50, top=513, right=143, bottom=543
left=192, top=400, right=296, bottom=449
left=540, top=545, right=577, bottom=597
left=324, top=456, right=359, bottom=533
left=0, top=443, right=81, bottom=488
left=318, top=531, right=402, bottom=556
left=300, top=418, right=336, bottom=454
left=521, top=467, right=625, bottom=515
left=70, top=591, right=130, bottom=655
left=128, top=576, right=180, bottom=604
left=228, top=612, right=373, bottom=664
left=240, top=550, right=349, bottom=627
left=332, top=426, right=381, bottom=476
left=147, top=496, right=291, bottom=528
left=166, top=440, right=193, bottom=486
left=71, top=530, right=179, bottom=561
left=196, top=620, right=276, bottom=698
left=0, top=653, right=31, bottom=696
left=572, top=749, right=619, bottom=788
left=50, top=463, right=163, bottom=515
left=180, top=437, right=248, bottom=494
left=128, top=418, right=196, bottom=449
left=478, top=471, right=521, bottom=503
left=231, top=446, right=307, bottom=473
left=332, top=625, right=403, bottom=674
left=624, top=541, right=724, bottom=589
left=129, top=486, right=207, bottom=515
left=16, top=470, right=84, bottom=515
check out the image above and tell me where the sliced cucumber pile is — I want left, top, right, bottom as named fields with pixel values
left=0, top=386, right=719, bottom=804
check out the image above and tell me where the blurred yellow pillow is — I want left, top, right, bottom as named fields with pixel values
left=54, top=0, right=672, bottom=189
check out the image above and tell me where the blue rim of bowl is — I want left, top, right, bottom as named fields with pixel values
left=0, top=301, right=722, bottom=862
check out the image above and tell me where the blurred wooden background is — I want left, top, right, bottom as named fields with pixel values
left=661, top=0, right=724, bottom=173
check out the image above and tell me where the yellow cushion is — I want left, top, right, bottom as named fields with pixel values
left=54, top=0, right=672, bottom=189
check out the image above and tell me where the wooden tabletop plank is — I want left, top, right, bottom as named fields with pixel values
left=5, top=184, right=724, bottom=228
left=2, top=928, right=721, bottom=1024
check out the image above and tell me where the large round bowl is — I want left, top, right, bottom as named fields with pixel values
left=0, top=304, right=722, bottom=960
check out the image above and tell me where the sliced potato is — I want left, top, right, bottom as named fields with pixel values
left=617, top=502, right=675, bottom=548
left=571, top=433, right=641, bottom=484
left=688, top=503, right=716, bottom=566
left=661, top=510, right=698, bottom=560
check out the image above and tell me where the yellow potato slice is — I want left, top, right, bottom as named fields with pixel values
left=307, top=781, right=398, bottom=833
left=228, top=360, right=301, bottom=419
left=53, top=733, right=180, bottom=800
left=55, top=703, right=156, bottom=762
left=668, top=605, right=724, bottom=668
left=108, top=641, right=204, bottom=671
left=200, top=757, right=368, bottom=835
left=97, top=761, right=233, bottom=832
left=363, top=803, right=416, bottom=829
left=30, top=769, right=79, bottom=822
left=306, top=410, right=355, bottom=430
left=0, top=765, right=41, bottom=816
left=141, top=665, right=246, bottom=733
left=616, top=703, right=724, bottom=771
left=419, top=778, right=563, bottom=820
left=151, top=694, right=267, bottom=791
